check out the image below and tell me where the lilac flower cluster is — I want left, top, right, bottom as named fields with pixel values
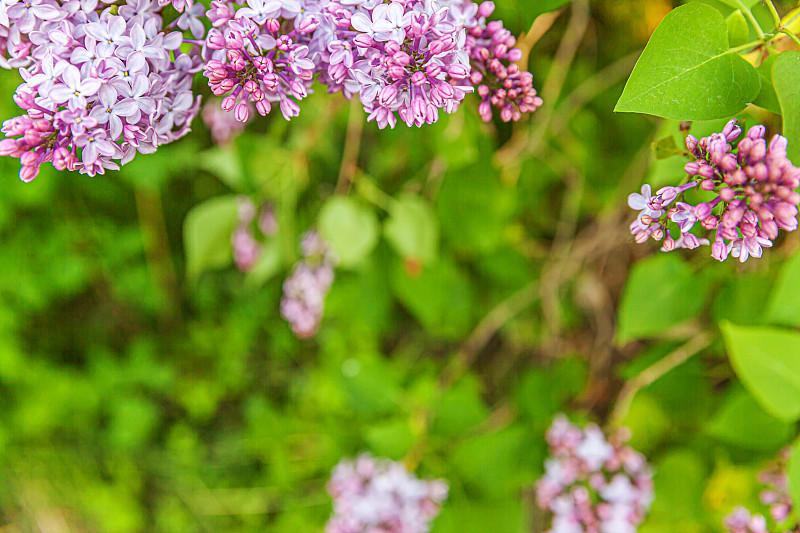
left=725, top=448, right=797, bottom=533
left=280, top=230, right=335, bottom=338
left=0, top=0, right=203, bottom=180
left=230, top=195, right=277, bottom=271
left=326, top=454, right=448, bottom=533
left=629, top=120, right=800, bottom=262
left=202, top=0, right=542, bottom=129
left=535, top=415, right=654, bottom=533
left=1, top=0, right=541, bottom=180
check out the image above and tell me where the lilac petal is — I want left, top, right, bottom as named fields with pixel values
left=627, top=193, right=646, bottom=210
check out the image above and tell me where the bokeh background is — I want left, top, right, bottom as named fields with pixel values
left=0, top=0, right=798, bottom=531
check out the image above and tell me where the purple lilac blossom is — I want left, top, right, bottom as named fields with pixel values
left=724, top=447, right=797, bottom=533
left=280, top=230, right=336, bottom=338
left=628, top=120, right=800, bottom=263
left=0, top=0, right=202, bottom=181
left=535, top=415, right=654, bottom=533
left=326, top=454, right=448, bottom=533
left=1, top=0, right=542, bottom=180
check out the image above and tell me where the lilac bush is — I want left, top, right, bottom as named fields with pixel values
left=326, top=454, right=448, bottom=533
left=628, top=120, right=800, bottom=262
left=0, top=0, right=542, bottom=182
left=535, top=415, right=654, bottom=533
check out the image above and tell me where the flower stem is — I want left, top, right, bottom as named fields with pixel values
left=608, top=332, right=712, bottom=429
left=780, top=28, right=800, bottom=48
left=732, top=0, right=766, bottom=38
left=763, top=0, right=781, bottom=29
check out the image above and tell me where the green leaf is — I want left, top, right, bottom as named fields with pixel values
left=318, top=196, right=379, bottom=269
left=530, top=0, right=571, bottom=19
left=450, top=427, right=527, bottom=498
left=437, top=166, right=514, bottom=255
left=432, top=375, right=489, bottom=438
left=753, top=55, right=781, bottom=114
left=365, top=419, right=414, bottom=459
left=616, top=255, right=710, bottom=344
left=788, top=439, right=800, bottom=514
left=772, top=51, right=800, bottom=163
left=615, top=3, right=760, bottom=120
left=765, top=249, right=800, bottom=327
left=183, top=195, right=240, bottom=279
left=726, top=10, right=749, bottom=47
left=384, top=194, right=439, bottom=265
left=707, top=387, right=794, bottom=450
left=390, top=254, right=474, bottom=338
left=651, top=135, right=683, bottom=159
left=720, top=322, right=800, bottom=421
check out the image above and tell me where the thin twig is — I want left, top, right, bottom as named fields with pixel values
left=335, top=98, right=364, bottom=195
left=494, top=0, right=591, bottom=170
left=764, top=0, right=782, bottom=29
left=608, top=332, right=713, bottom=428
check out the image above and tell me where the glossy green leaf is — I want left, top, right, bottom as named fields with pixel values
left=753, top=55, right=781, bottom=114
left=384, top=194, right=439, bottom=265
left=616, top=255, right=710, bottom=344
left=773, top=51, right=800, bottom=163
left=318, top=196, right=379, bottom=269
left=183, top=195, right=240, bottom=279
left=615, top=3, right=760, bottom=120
left=726, top=10, right=749, bottom=47
left=765, top=249, right=800, bottom=327
left=707, top=387, right=794, bottom=450
left=721, top=322, right=800, bottom=421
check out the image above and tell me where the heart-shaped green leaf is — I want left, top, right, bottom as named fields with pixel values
left=616, top=3, right=760, bottom=120
left=720, top=322, right=800, bottom=422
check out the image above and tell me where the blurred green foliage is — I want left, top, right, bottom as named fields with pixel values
left=1, top=1, right=800, bottom=532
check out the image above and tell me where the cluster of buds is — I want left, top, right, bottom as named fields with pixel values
left=468, top=16, right=543, bottom=121
left=326, top=454, right=448, bottom=533
left=629, top=120, right=800, bottom=262
left=280, top=231, right=336, bottom=338
left=725, top=448, right=797, bottom=533
left=535, top=415, right=654, bottom=533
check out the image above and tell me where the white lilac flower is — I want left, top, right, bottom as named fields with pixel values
left=535, top=415, right=654, bottom=533
left=326, top=454, right=447, bottom=533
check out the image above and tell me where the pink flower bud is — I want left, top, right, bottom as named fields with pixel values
left=221, top=95, right=236, bottom=111
left=234, top=102, right=249, bottom=122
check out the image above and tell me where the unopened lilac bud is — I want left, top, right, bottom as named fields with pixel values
left=712, top=240, right=728, bottom=261
left=297, top=16, right=320, bottom=33
left=720, top=187, right=734, bottom=202
left=221, top=96, right=236, bottom=111
left=478, top=1, right=495, bottom=17
left=651, top=227, right=664, bottom=241
left=384, top=41, right=401, bottom=55
left=266, top=18, right=280, bottom=33
left=748, top=125, right=766, bottom=140
left=506, top=48, right=523, bottom=62
left=253, top=56, right=273, bottom=72
left=411, top=71, right=426, bottom=86
left=208, top=32, right=226, bottom=49
left=234, top=102, right=249, bottom=122
left=353, top=33, right=373, bottom=48
left=225, top=29, right=244, bottom=49
left=770, top=134, right=788, bottom=153
left=685, top=134, right=698, bottom=152
left=256, top=100, right=271, bottom=116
